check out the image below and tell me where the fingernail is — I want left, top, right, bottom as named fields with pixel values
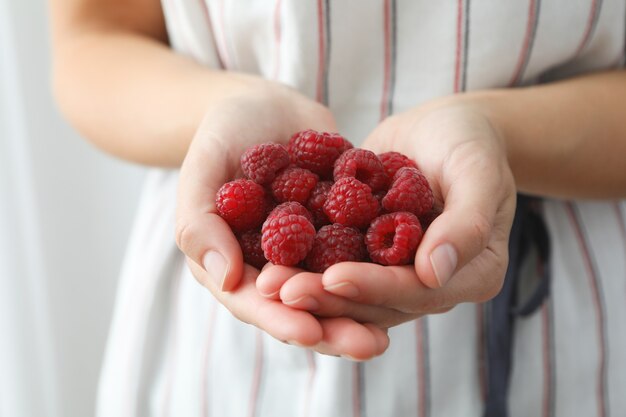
left=430, top=243, right=457, bottom=287
left=340, top=354, right=362, bottom=362
left=324, top=282, right=360, bottom=298
left=283, top=296, right=320, bottom=311
left=203, top=251, right=228, bottom=289
left=287, top=340, right=305, bottom=347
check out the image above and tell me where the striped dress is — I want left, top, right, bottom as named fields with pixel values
left=96, top=2, right=626, bottom=417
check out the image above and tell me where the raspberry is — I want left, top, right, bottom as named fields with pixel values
left=382, top=167, right=434, bottom=217
left=378, top=151, right=418, bottom=179
left=270, top=167, right=319, bottom=204
left=306, top=181, right=333, bottom=228
left=216, top=179, right=267, bottom=232
left=305, top=224, right=366, bottom=272
left=261, top=213, right=316, bottom=266
left=420, top=210, right=440, bottom=231
left=267, top=201, right=313, bottom=223
left=323, top=177, right=380, bottom=228
left=241, top=143, right=290, bottom=184
left=237, top=230, right=266, bottom=270
left=333, top=148, right=389, bottom=192
left=288, top=130, right=353, bottom=178
left=365, top=212, right=423, bottom=266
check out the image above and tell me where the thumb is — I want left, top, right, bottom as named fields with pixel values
left=414, top=169, right=513, bottom=289
left=176, top=134, right=244, bottom=292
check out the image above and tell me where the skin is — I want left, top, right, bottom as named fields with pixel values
left=50, top=0, right=626, bottom=359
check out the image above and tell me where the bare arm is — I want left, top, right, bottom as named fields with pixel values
left=467, top=70, right=626, bottom=199
left=50, top=0, right=275, bottom=166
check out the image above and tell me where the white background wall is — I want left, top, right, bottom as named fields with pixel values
left=0, top=1, right=145, bottom=416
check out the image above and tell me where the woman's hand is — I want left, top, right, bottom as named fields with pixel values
left=257, top=98, right=517, bottom=328
left=175, top=84, right=389, bottom=359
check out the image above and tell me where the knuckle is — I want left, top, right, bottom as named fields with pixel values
left=468, top=212, right=492, bottom=251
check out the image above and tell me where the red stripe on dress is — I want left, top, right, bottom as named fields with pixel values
left=198, top=0, right=225, bottom=69
left=454, top=0, right=464, bottom=93
left=247, top=331, right=264, bottom=417
left=201, top=302, right=218, bottom=417
left=316, top=0, right=326, bottom=103
left=565, top=202, right=607, bottom=417
left=416, top=318, right=429, bottom=417
left=380, top=0, right=393, bottom=121
left=575, top=0, right=600, bottom=56
left=476, top=304, right=487, bottom=403
left=303, top=351, right=316, bottom=417
left=509, top=0, right=537, bottom=86
left=272, top=0, right=283, bottom=80
left=352, top=363, right=362, bottom=417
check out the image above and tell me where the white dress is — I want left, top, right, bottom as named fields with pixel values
left=97, top=1, right=626, bottom=416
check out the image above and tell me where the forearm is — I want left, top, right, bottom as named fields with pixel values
left=468, top=70, right=626, bottom=199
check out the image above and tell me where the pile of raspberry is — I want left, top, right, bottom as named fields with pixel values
left=216, top=129, right=436, bottom=273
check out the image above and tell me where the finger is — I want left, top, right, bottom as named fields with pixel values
left=256, top=264, right=304, bottom=299
left=280, top=272, right=414, bottom=327
left=313, top=318, right=389, bottom=360
left=415, top=149, right=514, bottom=289
left=176, top=134, right=244, bottom=291
left=322, top=263, right=445, bottom=313
left=189, top=260, right=324, bottom=346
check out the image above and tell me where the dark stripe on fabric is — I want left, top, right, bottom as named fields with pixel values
left=380, top=0, right=397, bottom=120
left=541, top=298, right=555, bottom=417
left=303, top=351, right=316, bottom=417
left=323, top=0, right=331, bottom=105
left=575, top=0, right=604, bottom=56
left=612, top=202, right=626, bottom=315
left=566, top=202, right=609, bottom=417
left=199, top=0, right=225, bottom=69
left=477, top=303, right=488, bottom=403
left=454, top=0, right=469, bottom=92
left=272, top=0, right=283, bottom=79
left=509, top=0, right=541, bottom=86
left=416, top=318, right=430, bottom=417
left=461, top=0, right=470, bottom=91
left=247, top=331, right=265, bottom=417
left=352, top=363, right=364, bottom=417
left=201, top=303, right=218, bottom=417
left=315, top=0, right=330, bottom=104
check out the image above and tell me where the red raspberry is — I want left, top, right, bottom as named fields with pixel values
left=241, top=143, right=290, bottom=184
left=271, top=167, right=319, bottom=204
left=323, top=177, right=380, bottom=228
left=305, top=224, right=366, bottom=272
left=267, top=201, right=313, bottom=223
left=237, top=230, right=267, bottom=270
left=216, top=179, right=267, bottom=232
left=365, top=212, right=423, bottom=266
left=382, top=167, right=434, bottom=217
left=288, top=130, right=353, bottom=178
left=378, top=151, right=418, bottom=179
left=306, top=181, right=333, bottom=228
left=261, top=213, right=316, bottom=266
left=333, top=148, right=389, bottom=192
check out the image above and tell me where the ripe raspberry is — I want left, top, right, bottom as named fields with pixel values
left=216, top=179, right=267, bottom=232
left=333, top=148, right=389, bottom=192
left=261, top=213, right=316, bottom=266
left=305, top=224, right=366, bottom=272
left=241, top=143, right=290, bottom=184
left=323, top=177, right=380, bottom=228
left=267, top=201, right=313, bottom=223
left=365, top=212, right=423, bottom=266
left=306, top=181, right=333, bottom=228
left=288, top=130, right=353, bottom=178
left=382, top=167, right=434, bottom=217
left=270, top=167, right=319, bottom=204
left=378, top=151, right=418, bottom=179
left=237, top=230, right=267, bottom=270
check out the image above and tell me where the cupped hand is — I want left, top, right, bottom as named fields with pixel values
left=257, top=98, right=516, bottom=328
left=175, top=83, right=388, bottom=359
